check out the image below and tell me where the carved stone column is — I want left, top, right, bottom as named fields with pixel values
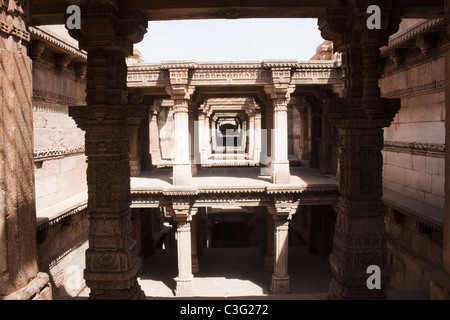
left=128, top=105, right=144, bottom=176
left=264, top=209, right=274, bottom=272
left=307, top=97, right=320, bottom=169
left=149, top=101, right=161, bottom=167
left=268, top=197, right=299, bottom=294
left=265, top=78, right=294, bottom=184
left=320, top=113, right=335, bottom=174
left=191, top=210, right=200, bottom=274
left=319, top=4, right=401, bottom=299
left=254, top=112, right=262, bottom=164
left=166, top=77, right=195, bottom=185
left=297, top=103, right=309, bottom=162
left=0, top=0, right=51, bottom=300
left=69, top=5, right=148, bottom=300
left=169, top=198, right=196, bottom=296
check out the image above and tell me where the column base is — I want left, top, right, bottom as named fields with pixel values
left=175, top=276, right=194, bottom=297
left=89, top=283, right=146, bottom=300
left=173, top=164, right=193, bottom=185
left=2, top=273, right=52, bottom=300
left=264, top=253, right=274, bottom=272
left=271, top=161, right=290, bottom=184
left=270, top=275, right=290, bottom=294
left=327, top=255, right=388, bottom=300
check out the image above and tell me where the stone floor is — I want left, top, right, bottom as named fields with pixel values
left=135, top=245, right=429, bottom=300
left=131, top=166, right=339, bottom=192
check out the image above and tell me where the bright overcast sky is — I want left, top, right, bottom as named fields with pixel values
left=136, top=18, right=324, bottom=63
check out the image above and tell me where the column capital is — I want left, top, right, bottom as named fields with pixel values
left=323, top=97, right=400, bottom=129
left=68, top=6, right=148, bottom=55
left=166, top=85, right=196, bottom=102
left=268, top=196, right=299, bottom=221
left=318, top=3, right=401, bottom=51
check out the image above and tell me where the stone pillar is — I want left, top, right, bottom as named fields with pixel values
left=248, top=112, right=255, bottom=159
left=265, top=80, right=294, bottom=184
left=169, top=198, right=195, bottom=296
left=198, top=113, right=208, bottom=164
left=319, top=5, right=402, bottom=299
left=320, top=113, right=335, bottom=174
left=0, top=0, right=51, bottom=300
left=298, top=104, right=309, bottom=162
left=268, top=197, right=299, bottom=294
left=308, top=98, right=320, bottom=169
left=191, top=210, right=200, bottom=274
left=129, top=108, right=143, bottom=176
left=254, top=112, right=262, bottom=164
left=69, top=5, right=148, bottom=300
left=166, top=82, right=195, bottom=186
left=189, top=107, right=198, bottom=176
left=149, top=103, right=161, bottom=167
left=261, top=101, right=273, bottom=173
left=264, top=210, right=274, bottom=272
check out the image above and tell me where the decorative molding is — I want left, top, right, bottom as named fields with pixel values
left=29, top=26, right=87, bottom=60
left=383, top=141, right=445, bottom=157
left=34, top=146, right=86, bottom=162
left=381, top=79, right=445, bottom=99
left=381, top=18, right=445, bottom=53
left=33, top=89, right=86, bottom=106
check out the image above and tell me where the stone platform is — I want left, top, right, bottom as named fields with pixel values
left=131, top=167, right=339, bottom=208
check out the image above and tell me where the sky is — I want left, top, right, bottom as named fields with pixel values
left=136, top=18, right=325, bottom=63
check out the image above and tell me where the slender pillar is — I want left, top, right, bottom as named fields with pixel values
left=69, top=6, right=148, bottom=300
left=170, top=200, right=195, bottom=297
left=129, top=111, right=143, bottom=176
left=320, top=113, right=335, bottom=174
left=166, top=82, right=195, bottom=186
left=191, top=210, right=200, bottom=274
left=268, top=197, right=299, bottom=294
left=149, top=104, right=161, bottom=167
left=298, top=104, right=309, bottom=161
left=189, top=108, right=198, bottom=176
left=254, top=113, right=262, bottom=164
left=0, top=0, right=51, bottom=300
left=264, top=210, right=274, bottom=272
left=248, top=112, right=255, bottom=159
left=308, top=99, right=320, bottom=169
left=265, top=80, right=294, bottom=184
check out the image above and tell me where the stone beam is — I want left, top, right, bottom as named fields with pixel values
left=30, top=0, right=446, bottom=25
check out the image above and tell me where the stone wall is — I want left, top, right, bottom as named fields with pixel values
left=31, top=26, right=89, bottom=298
left=379, top=18, right=447, bottom=294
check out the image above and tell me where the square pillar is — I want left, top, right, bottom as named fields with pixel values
left=166, top=83, right=195, bottom=186
left=191, top=210, right=200, bottom=274
left=149, top=104, right=161, bottom=167
left=170, top=200, right=196, bottom=297
left=271, top=98, right=291, bottom=184
left=268, top=197, right=299, bottom=294
left=68, top=5, right=148, bottom=300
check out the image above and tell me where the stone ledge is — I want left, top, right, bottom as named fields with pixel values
left=382, top=189, right=444, bottom=231
left=36, top=192, right=88, bottom=231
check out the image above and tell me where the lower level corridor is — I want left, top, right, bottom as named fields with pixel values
left=139, top=246, right=332, bottom=299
